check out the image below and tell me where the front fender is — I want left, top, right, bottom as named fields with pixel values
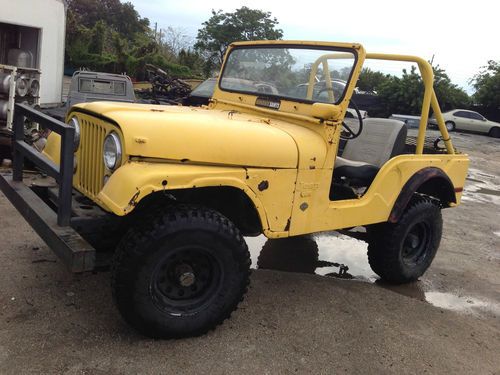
left=95, top=161, right=269, bottom=227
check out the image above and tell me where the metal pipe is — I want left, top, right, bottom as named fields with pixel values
left=0, top=99, right=7, bottom=120
left=415, top=61, right=433, bottom=154
left=0, top=72, right=11, bottom=94
left=430, top=91, right=454, bottom=154
left=365, top=53, right=455, bottom=155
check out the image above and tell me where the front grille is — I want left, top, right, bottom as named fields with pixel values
left=74, top=116, right=107, bottom=199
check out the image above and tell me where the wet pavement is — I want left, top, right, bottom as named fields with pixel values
left=246, top=232, right=500, bottom=319
left=463, top=167, right=500, bottom=205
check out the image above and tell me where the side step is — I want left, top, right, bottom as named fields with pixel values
left=0, top=172, right=95, bottom=272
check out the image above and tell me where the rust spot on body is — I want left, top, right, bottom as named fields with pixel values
left=284, top=218, right=291, bottom=231
left=128, top=189, right=141, bottom=208
left=300, top=202, right=309, bottom=211
left=258, top=180, right=269, bottom=191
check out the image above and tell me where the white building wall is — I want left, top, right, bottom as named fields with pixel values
left=1, top=0, right=66, bottom=106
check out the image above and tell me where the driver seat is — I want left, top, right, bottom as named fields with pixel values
left=334, top=118, right=407, bottom=187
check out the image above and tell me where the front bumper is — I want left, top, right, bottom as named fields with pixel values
left=0, top=172, right=95, bottom=272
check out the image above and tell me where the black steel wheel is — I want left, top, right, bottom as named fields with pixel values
left=367, top=196, right=442, bottom=284
left=111, top=205, right=250, bottom=338
left=401, top=222, right=431, bottom=266
left=150, top=246, right=223, bottom=314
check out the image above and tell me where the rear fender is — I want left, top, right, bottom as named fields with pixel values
left=389, top=167, right=458, bottom=223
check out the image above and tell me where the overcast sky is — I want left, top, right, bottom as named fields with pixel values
left=129, top=0, right=498, bottom=93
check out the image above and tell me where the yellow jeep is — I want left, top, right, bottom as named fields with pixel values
left=0, top=40, right=469, bottom=338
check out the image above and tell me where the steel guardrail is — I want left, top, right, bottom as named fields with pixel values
left=12, top=103, right=75, bottom=226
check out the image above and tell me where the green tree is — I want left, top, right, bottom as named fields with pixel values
left=194, top=7, right=283, bottom=70
left=377, top=66, right=424, bottom=116
left=66, top=0, right=149, bottom=39
left=64, top=0, right=195, bottom=78
left=371, top=65, right=469, bottom=117
left=178, top=49, right=205, bottom=75
left=471, top=60, right=500, bottom=107
left=65, top=0, right=151, bottom=73
left=357, top=68, right=390, bottom=93
left=432, top=65, right=470, bottom=112
left=88, top=20, right=106, bottom=55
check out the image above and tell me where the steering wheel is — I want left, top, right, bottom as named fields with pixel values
left=340, top=99, right=363, bottom=140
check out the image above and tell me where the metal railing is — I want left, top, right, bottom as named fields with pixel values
left=12, top=103, right=75, bottom=226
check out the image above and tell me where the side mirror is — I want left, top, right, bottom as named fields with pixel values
left=311, top=103, right=341, bottom=121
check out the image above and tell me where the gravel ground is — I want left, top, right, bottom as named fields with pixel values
left=0, top=130, right=499, bottom=374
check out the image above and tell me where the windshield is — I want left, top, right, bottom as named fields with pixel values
left=220, top=46, right=357, bottom=105
left=191, top=78, right=217, bottom=97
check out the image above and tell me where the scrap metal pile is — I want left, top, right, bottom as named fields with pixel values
left=136, top=64, right=192, bottom=105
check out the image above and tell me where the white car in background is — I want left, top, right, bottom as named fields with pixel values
left=430, top=109, right=500, bottom=138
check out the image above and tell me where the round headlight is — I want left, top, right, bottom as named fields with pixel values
left=103, top=132, right=122, bottom=170
left=69, top=117, right=80, bottom=150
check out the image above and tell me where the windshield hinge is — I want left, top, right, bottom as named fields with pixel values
left=324, top=123, right=339, bottom=144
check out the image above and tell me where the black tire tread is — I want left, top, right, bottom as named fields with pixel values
left=368, top=195, right=442, bottom=284
left=111, top=204, right=250, bottom=338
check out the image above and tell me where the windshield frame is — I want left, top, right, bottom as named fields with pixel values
left=218, top=43, right=359, bottom=106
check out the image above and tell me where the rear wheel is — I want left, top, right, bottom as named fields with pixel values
left=445, top=121, right=455, bottom=132
left=111, top=205, right=250, bottom=338
left=367, top=196, right=442, bottom=284
left=488, top=127, right=500, bottom=138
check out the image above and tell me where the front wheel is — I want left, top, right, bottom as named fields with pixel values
left=111, top=205, right=251, bottom=338
left=367, top=196, right=442, bottom=284
left=488, top=127, right=500, bottom=138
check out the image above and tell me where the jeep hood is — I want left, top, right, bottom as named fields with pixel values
left=72, top=102, right=298, bottom=168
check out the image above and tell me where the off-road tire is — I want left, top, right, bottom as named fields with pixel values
left=367, top=196, right=442, bottom=284
left=488, top=127, right=500, bottom=138
left=111, top=205, right=251, bottom=338
left=445, top=121, right=455, bottom=132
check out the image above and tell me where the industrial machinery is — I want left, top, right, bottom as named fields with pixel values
left=0, top=64, right=41, bottom=160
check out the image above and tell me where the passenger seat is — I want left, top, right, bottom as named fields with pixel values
left=334, top=118, right=407, bottom=187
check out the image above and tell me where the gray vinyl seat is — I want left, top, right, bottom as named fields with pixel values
left=334, top=118, right=407, bottom=187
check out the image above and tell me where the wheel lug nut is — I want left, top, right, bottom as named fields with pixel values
left=179, top=272, right=195, bottom=287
